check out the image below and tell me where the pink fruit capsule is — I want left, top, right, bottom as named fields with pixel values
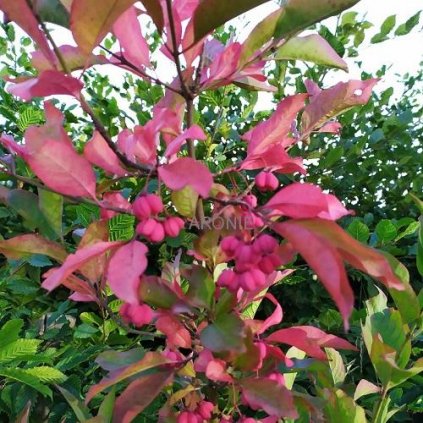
left=255, top=171, right=268, bottom=190
left=197, top=401, right=214, bottom=420
left=238, top=271, right=256, bottom=291
left=250, top=268, right=266, bottom=288
left=128, top=304, right=153, bottom=327
left=268, top=372, right=285, bottom=386
left=265, top=172, right=279, bottom=191
left=235, top=244, right=254, bottom=263
left=119, top=303, right=131, bottom=322
left=149, top=221, right=165, bottom=242
left=220, top=236, right=240, bottom=257
left=243, top=194, right=257, bottom=208
left=145, top=193, right=164, bottom=215
left=268, top=252, right=283, bottom=268
left=133, top=197, right=152, bottom=219
left=254, top=234, right=278, bottom=254
left=164, top=216, right=184, bottom=237
left=217, top=269, right=235, bottom=287
left=257, top=256, right=275, bottom=274
left=177, top=411, right=200, bottom=423
left=136, top=218, right=157, bottom=237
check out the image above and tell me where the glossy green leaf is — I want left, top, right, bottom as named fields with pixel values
left=38, top=189, right=63, bottom=240
left=171, top=186, right=198, bottom=218
left=182, top=265, right=215, bottom=309
left=347, top=219, right=370, bottom=243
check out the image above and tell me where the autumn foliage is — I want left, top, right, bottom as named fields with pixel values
left=0, top=0, right=421, bottom=422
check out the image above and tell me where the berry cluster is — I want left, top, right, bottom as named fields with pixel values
left=177, top=401, right=214, bottom=423
left=119, top=303, right=153, bottom=327
left=133, top=194, right=184, bottom=242
left=255, top=171, right=279, bottom=192
left=218, top=234, right=282, bottom=292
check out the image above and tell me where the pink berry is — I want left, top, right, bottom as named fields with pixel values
left=255, top=171, right=268, bottom=190
left=238, top=271, right=256, bottom=291
left=220, top=236, right=240, bottom=257
left=136, top=218, right=157, bottom=237
left=265, top=172, right=279, bottom=191
left=250, top=268, right=266, bottom=288
left=217, top=269, right=235, bottom=288
left=149, top=221, right=165, bottom=242
left=243, top=194, right=257, bottom=208
left=145, top=194, right=164, bottom=215
left=133, top=197, right=152, bottom=219
left=177, top=411, right=200, bottom=423
left=235, top=244, right=254, bottom=264
left=164, top=216, right=184, bottom=237
left=253, top=234, right=277, bottom=255
left=257, top=256, right=275, bottom=274
left=197, top=401, right=214, bottom=420
left=128, top=304, right=153, bottom=327
left=268, top=252, right=283, bottom=268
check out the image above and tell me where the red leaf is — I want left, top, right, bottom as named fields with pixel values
left=264, top=183, right=351, bottom=220
left=240, top=377, right=298, bottom=419
left=164, top=125, right=206, bottom=158
left=106, top=241, right=149, bottom=304
left=87, top=351, right=171, bottom=403
left=301, top=79, right=378, bottom=137
left=205, top=359, right=233, bottom=383
left=84, top=131, right=127, bottom=176
left=243, top=94, right=308, bottom=155
left=42, top=241, right=121, bottom=291
left=0, top=0, right=55, bottom=65
left=156, top=314, right=192, bottom=349
left=158, top=157, right=213, bottom=198
left=0, top=234, right=67, bottom=262
left=113, top=368, right=174, bottom=423
left=113, top=6, right=150, bottom=68
left=27, top=139, right=97, bottom=199
left=255, top=294, right=283, bottom=335
left=274, top=219, right=404, bottom=327
left=241, top=144, right=306, bottom=175
left=71, top=0, right=137, bottom=55
left=266, top=326, right=357, bottom=360
left=7, top=71, right=83, bottom=101
left=31, top=45, right=108, bottom=72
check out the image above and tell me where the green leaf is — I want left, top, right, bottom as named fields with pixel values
left=325, top=348, right=346, bottom=386
left=417, top=216, right=423, bottom=277
left=395, top=11, right=421, bottom=36
left=200, top=313, right=246, bottom=353
left=38, top=189, right=63, bottom=240
left=395, top=220, right=419, bottom=241
left=171, top=186, right=198, bottom=218
left=17, top=107, right=44, bottom=132
left=34, top=0, right=70, bottom=27
left=375, top=219, right=397, bottom=243
left=371, top=15, right=396, bottom=43
left=0, top=319, right=24, bottom=348
left=182, top=265, right=215, bottom=309
left=347, top=219, right=370, bottom=243
left=139, top=0, right=164, bottom=33
left=192, top=0, right=269, bottom=43
left=108, top=214, right=135, bottom=242
left=274, top=34, right=347, bottom=70
left=323, top=146, right=345, bottom=168
left=97, top=387, right=116, bottom=422
left=74, top=324, right=99, bottom=339
left=324, top=389, right=367, bottom=422
left=240, top=0, right=359, bottom=64
left=381, top=251, right=421, bottom=324
left=24, top=367, right=67, bottom=383
left=284, top=347, right=306, bottom=389
left=0, top=339, right=41, bottom=363
left=57, top=386, right=93, bottom=421
left=0, top=368, right=52, bottom=397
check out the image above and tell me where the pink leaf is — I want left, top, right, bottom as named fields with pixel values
left=0, top=0, right=55, bottom=65
left=263, top=183, right=351, bottom=220
left=7, top=71, right=83, bottom=101
left=319, top=121, right=342, bottom=134
left=26, top=139, right=97, bottom=199
left=158, top=157, right=213, bottom=198
left=84, top=131, right=127, bottom=176
left=164, top=125, right=206, bottom=158
left=107, top=241, right=149, bottom=304
left=240, top=378, right=298, bottom=419
left=100, top=192, right=132, bottom=219
left=301, top=79, right=378, bottom=137
left=31, top=45, right=108, bottom=72
left=70, top=0, right=137, bottom=55
left=113, top=368, right=174, bottom=423
left=0, top=133, right=28, bottom=158
left=156, top=314, right=192, bottom=349
left=266, top=326, right=357, bottom=360
left=241, top=144, right=305, bottom=174
left=274, top=221, right=354, bottom=327
left=255, top=294, right=283, bottom=335
left=113, top=6, right=150, bottom=68
left=243, top=94, right=308, bottom=155
left=42, top=241, right=121, bottom=291
left=205, top=359, right=233, bottom=383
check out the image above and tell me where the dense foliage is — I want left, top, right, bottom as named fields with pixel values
left=0, top=1, right=422, bottom=422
